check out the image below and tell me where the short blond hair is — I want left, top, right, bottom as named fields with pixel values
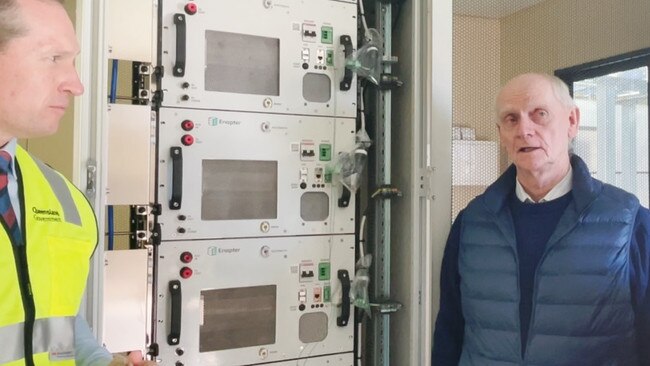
left=0, top=0, right=65, bottom=51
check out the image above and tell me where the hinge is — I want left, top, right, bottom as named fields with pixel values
left=419, top=167, right=435, bottom=199
left=152, top=223, right=161, bottom=246
left=86, top=160, right=96, bottom=199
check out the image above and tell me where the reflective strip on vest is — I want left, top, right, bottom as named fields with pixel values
left=0, top=316, right=75, bottom=364
left=33, top=160, right=81, bottom=226
left=0, top=321, right=23, bottom=364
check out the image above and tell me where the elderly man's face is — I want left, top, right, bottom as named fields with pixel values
left=0, top=0, right=83, bottom=145
left=496, top=75, right=579, bottom=181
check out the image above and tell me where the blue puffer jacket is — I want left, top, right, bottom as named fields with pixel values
left=458, top=155, right=640, bottom=366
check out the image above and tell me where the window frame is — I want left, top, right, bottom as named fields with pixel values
left=556, top=48, right=650, bottom=203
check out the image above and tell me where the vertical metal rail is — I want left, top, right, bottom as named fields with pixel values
left=368, top=2, right=392, bottom=365
left=76, top=0, right=109, bottom=342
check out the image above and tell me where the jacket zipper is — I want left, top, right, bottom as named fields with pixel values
left=522, top=220, right=582, bottom=362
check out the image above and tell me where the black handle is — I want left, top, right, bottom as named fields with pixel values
left=169, top=147, right=182, bottom=210
left=338, top=186, right=351, bottom=208
left=337, top=269, right=351, bottom=326
left=339, top=35, right=353, bottom=91
left=167, top=280, right=182, bottom=345
left=173, top=13, right=186, bottom=77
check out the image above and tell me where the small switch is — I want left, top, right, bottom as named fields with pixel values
left=300, top=142, right=316, bottom=161
left=298, top=288, right=307, bottom=304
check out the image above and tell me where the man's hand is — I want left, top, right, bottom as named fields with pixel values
left=127, top=351, right=157, bottom=366
left=108, top=351, right=156, bottom=366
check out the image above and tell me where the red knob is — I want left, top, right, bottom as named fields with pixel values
left=180, top=252, right=193, bottom=263
left=184, top=3, right=197, bottom=15
left=181, top=120, right=194, bottom=131
left=181, top=134, right=194, bottom=146
left=180, top=267, right=193, bottom=279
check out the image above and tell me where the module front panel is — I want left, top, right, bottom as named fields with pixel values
left=155, top=235, right=355, bottom=365
left=157, top=108, right=355, bottom=241
left=159, top=0, right=357, bottom=118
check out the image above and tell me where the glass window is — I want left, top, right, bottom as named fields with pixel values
left=557, top=50, right=650, bottom=207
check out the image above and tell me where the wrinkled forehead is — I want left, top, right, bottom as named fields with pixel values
left=497, top=77, right=556, bottom=113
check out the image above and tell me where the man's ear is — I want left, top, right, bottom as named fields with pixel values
left=568, top=106, right=580, bottom=139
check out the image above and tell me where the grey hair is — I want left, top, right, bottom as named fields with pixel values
left=0, top=0, right=65, bottom=51
left=495, top=72, right=577, bottom=117
left=539, top=73, right=576, bottom=109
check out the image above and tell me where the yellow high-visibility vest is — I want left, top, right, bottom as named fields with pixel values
left=0, top=146, right=98, bottom=365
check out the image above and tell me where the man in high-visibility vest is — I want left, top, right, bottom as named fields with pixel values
left=0, top=0, right=155, bottom=365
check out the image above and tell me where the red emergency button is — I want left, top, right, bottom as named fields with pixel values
left=181, top=134, right=194, bottom=146
left=180, top=252, right=193, bottom=263
left=181, top=119, right=194, bottom=131
left=180, top=267, right=193, bottom=279
left=184, top=3, right=197, bottom=15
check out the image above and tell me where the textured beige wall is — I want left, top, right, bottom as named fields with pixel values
left=20, top=0, right=77, bottom=179
left=501, top=0, right=650, bottom=82
left=452, top=16, right=502, bottom=218
left=453, top=15, right=501, bottom=141
left=453, top=0, right=650, bottom=208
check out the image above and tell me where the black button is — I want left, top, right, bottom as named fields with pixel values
left=300, top=182, right=307, bottom=189
left=299, top=304, right=306, bottom=311
left=302, top=63, right=308, bottom=70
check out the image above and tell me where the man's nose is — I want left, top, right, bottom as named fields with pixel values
left=515, top=115, right=535, bottom=137
left=60, top=66, right=84, bottom=96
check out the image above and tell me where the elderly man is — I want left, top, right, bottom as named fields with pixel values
left=0, top=0, right=154, bottom=365
left=432, top=73, right=650, bottom=365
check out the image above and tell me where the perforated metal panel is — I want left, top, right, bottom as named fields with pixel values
left=452, top=15, right=501, bottom=221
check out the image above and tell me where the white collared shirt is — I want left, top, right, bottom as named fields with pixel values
left=515, top=166, right=573, bottom=203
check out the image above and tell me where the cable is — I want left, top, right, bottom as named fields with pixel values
left=359, top=85, right=366, bottom=132
left=358, top=0, right=370, bottom=40
left=359, top=214, right=367, bottom=258
left=107, top=59, right=118, bottom=250
left=110, top=59, right=118, bottom=103
left=107, top=206, right=114, bottom=250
